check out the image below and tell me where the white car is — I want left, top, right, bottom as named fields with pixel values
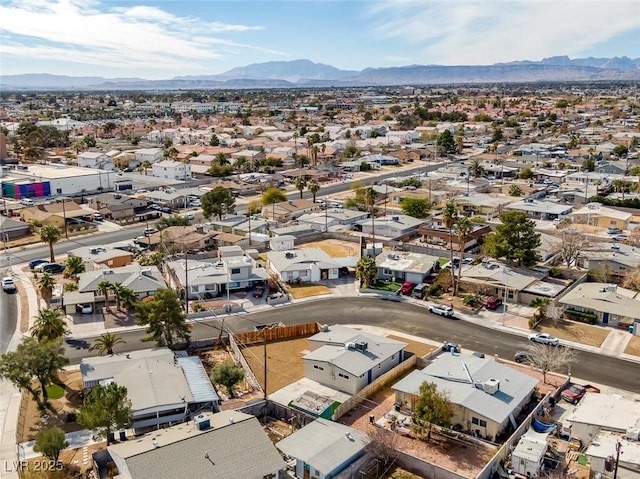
left=428, top=304, right=454, bottom=317
left=189, top=200, right=202, bottom=207
left=1, top=277, right=17, bottom=293
left=528, top=333, right=560, bottom=346
left=76, top=303, right=93, bottom=314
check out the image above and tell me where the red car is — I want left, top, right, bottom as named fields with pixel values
left=561, top=384, right=601, bottom=404
left=398, top=281, right=416, bottom=295
left=484, top=296, right=503, bottom=310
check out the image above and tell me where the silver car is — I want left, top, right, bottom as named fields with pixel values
left=428, top=304, right=454, bottom=317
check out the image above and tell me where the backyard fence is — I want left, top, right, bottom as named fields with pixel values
left=234, top=322, right=321, bottom=345
left=332, top=353, right=417, bottom=421
left=228, top=334, right=262, bottom=393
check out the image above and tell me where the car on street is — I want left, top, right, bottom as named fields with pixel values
left=428, top=304, right=454, bottom=317
left=411, top=283, right=428, bottom=299
left=560, top=383, right=601, bottom=404
left=149, top=204, right=162, bottom=210
left=143, top=227, right=158, bottom=236
left=38, top=263, right=66, bottom=274
left=161, top=206, right=172, bottom=213
left=528, top=332, right=560, bottom=346
left=29, top=259, right=48, bottom=270
left=1, top=277, right=17, bottom=293
left=398, top=281, right=416, bottom=295
left=514, top=351, right=530, bottom=363
left=19, top=198, right=35, bottom=206
left=606, top=227, right=622, bottom=235
left=611, top=234, right=628, bottom=242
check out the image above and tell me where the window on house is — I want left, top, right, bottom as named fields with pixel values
left=338, top=373, right=349, bottom=379
left=231, top=268, right=240, bottom=274
left=472, top=417, right=487, bottom=427
left=313, top=365, right=324, bottom=371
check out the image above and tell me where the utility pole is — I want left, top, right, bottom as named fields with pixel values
left=184, top=248, right=189, bottom=314
left=613, top=440, right=622, bottom=479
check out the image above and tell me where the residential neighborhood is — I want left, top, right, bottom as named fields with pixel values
left=0, top=82, right=639, bottom=479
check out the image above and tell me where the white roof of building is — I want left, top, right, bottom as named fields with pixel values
left=585, top=431, right=640, bottom=469
left=565, top=393, right=640, bottom=432
left=559, top=283, right=640, bottom=319
left=581, top=242, right=640, bottom=269
left=268, top=248, right=341, bottom=272
left=393, top=353, right=538, bottom=425
left=506, top=199, right=573, bottom=215
left=375, top=250, right=440, bottom=274
left=512, top=429, right=549, bottom=463
left=461, top=261, right=545, bottom=291
left=570, top=203, right=632, bottom=221
left=276, top=419, right=370, bottom=477
left=154, top=160, right=184, bottom=168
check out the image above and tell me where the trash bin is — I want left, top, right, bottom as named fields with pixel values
left=630, top=324, right=635, bottom=334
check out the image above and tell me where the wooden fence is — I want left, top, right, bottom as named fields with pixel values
left=332, top=353, right=417, bottom=421
left=228, top=333, right=262, bottom=392
left=234, top=322, right=321, bottom=345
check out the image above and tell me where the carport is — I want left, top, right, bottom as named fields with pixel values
left=62, top=291, right=95, bottom=315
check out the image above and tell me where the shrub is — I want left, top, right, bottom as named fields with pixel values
left=427, top=284, right=442, bottom=298
left=191, top=303, right=205, bottom=312
left=528, top=317, right=538, bottom=329
left=462, top=294, right=482, bottom=307
left=564, top=309, right=597, bottom=324
left=548, top=267, right=562, bottom=278
left=64, top=283, right=78, bottom=292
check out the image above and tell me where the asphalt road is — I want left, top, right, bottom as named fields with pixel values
left=0, top=289, right=18, bottom=355
left=64, top=297, right=640, bottom=393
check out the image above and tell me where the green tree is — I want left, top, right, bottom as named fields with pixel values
left=210, top=361, right=245, bottom=398
left=118, top=287, right=138, bottom=311
left=111, top=282, right=126, bottom=310
left=509, top=185, right=523, bottom=197
left=262, top=187, right=287, bottom=220
left=38, top=272, right=55, bottom=308
left=202, top=187, right=236, bottom=220
left=530, top=297, right=551, bottom=322
left=612, top=144, right=629, bottom=158
left=31, top=308, right=68, bottom=342
left=582, top=157, right=596, bottom=172
left=89, top=333, right=126, bottom=356
left=135, top=288, right=190, bottom=349
left=441, top=201, right=458, bottom=291
left=401, top=197, right=431, bottom=218
left=139, top=160, right=151, bottom=175
left=454, top=216, right=473, bottom=296
left=34, top=427, right=68, bottom=462
left=519, top=167, right=534, bottom=179
left=97, top=280, right=113, bottom=310
left=482, top=211, right=541, bottom=267
left=468, top=159, right=484, bottom=178
left=365, top=186, right=378, bottom=250
left=307, top=179, right=320, bottom=203
left=0, top=337, right=68, bottom=409
left=355, top=256, right=377, bottom=289
left=78, top=382, right=132, bottom=446
left=436, top=129, right=456, bottom=154
left=156, top=214, right=190, bottom=230
left=412, top=382, right=453, bottom=441
left=39, top=224, right=61, bottom=263
left=294, top=176, right=307, bottom=199
left=64, top=255, right=85, bottom=280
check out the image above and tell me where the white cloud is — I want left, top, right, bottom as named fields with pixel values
left=0, top=0, right=270, bottom=74
left=368, top=0, right=640, bottom=64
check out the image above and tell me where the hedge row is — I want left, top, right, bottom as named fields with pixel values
left=564, top=309, right=598, bottom=324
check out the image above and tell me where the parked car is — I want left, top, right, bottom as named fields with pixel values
left=149, top=204, right=162, bottom=210
left=28, top=259, right=48, bottom=270
left=398, top=281, right=416, bottom=295
left=19, top=198, right=35, bottom=206
left=611, top=234, right=628, bottom=242
left=483, top=296, right=503, bottom=310
left=161, top=206, right=172, bottom=213
left=76, top=303, right=94, bottom=314
left=36, top=263, right=65, bottom=274
left=1, top=277, right=17, bottom=293
left=528, top=332, right=560, bottom=346
left=423, top=272, right=439, bottom=285
left=253, top=285, right=265, bottom=298
left=411, top=283, right=428, bottom=299
left=143, top=227, right=158, bottom=236
left=428, top=304, right=454, bottom=317
left=514, top=351, right=530, bottom=363
left=189, top=200, right=201, bottom=207
left=606, top=227, right=622, bottom=235
left=92, top=213, right=104, bottom=221
left=561, top=384, right=601, bottom=404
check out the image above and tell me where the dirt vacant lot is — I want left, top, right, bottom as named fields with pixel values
left=300, top=239, right=359, bottom=257
left=537, top=319, right=609, bottom=347
left=286, top=283, right=332, bottom=299
left=240, top=337, right=311, bottom=395
left=625, top=335, right=640, bottom=356
left=387, top=335, right=437, bottom=358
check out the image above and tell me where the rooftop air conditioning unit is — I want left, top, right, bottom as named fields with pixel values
left=194, top=415, right=210, bottom=431
left=391, top=216, right=400, bottom=221
left=354, top=341, right=368, bottom=352
left=483, top=378, right=500, bottom=395
left=345, top=342, right=356, bottom=350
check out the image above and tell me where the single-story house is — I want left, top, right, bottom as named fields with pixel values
left=77, top=265, right=165, bottom=302
left=454, top=193, right=513, bottom=218
left=149, top=225, right=218, bottom=252
left=392, top=352, right=538, bottom=441
left=68, top=244, right=134, bottom=269
left=355, top=214, right=423, bottom=239
left=267, top=248, right=342, bottom=283
left=20, top=201, right=87, bottom=228
left=569, top=203, right=631, bottom=231
left=417, top=221, right=491, bottom=252
left=296, top=208, right=369, bottom=232
left=0, top=215, right=31, bottom=239
left=577, top=242, right=640, bottom=281
left=375, top=251, right=440, bottom=283
left=303, top=325, right=407, bottom=395
left=262, top=198, right=318, bottom=222
left=102, top=410, right=284, bottom=479
left=276, top=418, right=370, bottom=479
left=81, top=348, right=220, bottom=431
left=557, top=282, right=640, bottom=327
left=505, top=198, right=573, bottom=220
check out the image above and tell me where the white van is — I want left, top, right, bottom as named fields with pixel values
left=20, top=198, right=35, bottom=206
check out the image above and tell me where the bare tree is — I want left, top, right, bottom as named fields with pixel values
left=591, top=263, right=612, bottom=283
left=526, top=343, right=577, bottom=384
left=366, top=425, right=400, bottom=467
left=622, top=268, right=640, bottom=292
left=556, top=232, right=589, bottom=268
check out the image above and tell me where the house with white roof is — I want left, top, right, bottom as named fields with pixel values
left=392, top=352, right=538, bottom=441
left=267, top=248, right=341, bottom=283
left=569, top=203, right=632, bottom=231
left=557, top=282, right=640, bottom=328
left=375, top=250, right=440, bottom=283
left=577, top=242, right=640, bottom=281
left=151, top=159, right=190, bottom=180
left=77, top=265, right=165, bottom=302
left=134, top=148, right=163, bottom=163
left=77, top=151, right=113, bottom=170
left=80, top=348, right=220, bottom=431
left=303, top=325, right=408, bottom=395
left=296, top=208, right=368, bottom=232
left=505, top=198, right=573, bottom=220
left=355, top=214, right=423, bottom=239
left=276, top=418, right=371, bottom=479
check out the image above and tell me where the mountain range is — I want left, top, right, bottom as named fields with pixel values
left=2, top=56, right=639, bottom=90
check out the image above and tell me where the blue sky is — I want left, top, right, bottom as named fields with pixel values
left=1, top=0, right=639, bottom=79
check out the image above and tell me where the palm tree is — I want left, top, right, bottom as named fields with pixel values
left=215, top=152, right=229, bottom=166
left=31, top=308, right=67, bottom=342
left=530, top=297, right=551, bottom=322
left=355, top=256, right=377, bottom=289
left=364, top=187, right=378, bottom=255
left=97, top=280, right=113, bottom=310
left=65, top=255, right=85, bottom=280
left=38, top=273, right=55, bottom=308
left=294, top=176, right=307, bottom=199
left=308, top=179, right=320, bottom=203
left=118, top=287, right=138, bottom=311
left=441, top=201, right=458, bottom=292
left=139, top=160, right=151, bottom=176
left=89, top=333, right=126, bottom=355
left=468, top=159, right=484, bottom=178
left=454, top=216, right=473, bottom=296
left=112, top=282, right=126, bottom=310
left=39, top=224, right=61, bottom=263
left=612, top=179, right=628, bottom=200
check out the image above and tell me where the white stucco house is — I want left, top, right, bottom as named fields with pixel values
left=134, top=148, right=163, bottom=163
left=151, top=160, right=191, bottom=180
left=267, top=248, right=342, bottom=283
left=77, top=151, right=113, bottom=169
